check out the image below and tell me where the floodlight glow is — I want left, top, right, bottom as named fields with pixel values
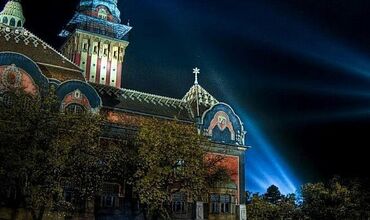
left=241, top=113, right=300, bottom=194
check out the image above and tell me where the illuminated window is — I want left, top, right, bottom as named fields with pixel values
left=65, top=103, right=85, bottom=114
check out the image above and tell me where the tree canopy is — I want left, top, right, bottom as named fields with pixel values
left=246, top=177, right=370, bottom=220
left=0, top=89, right=116, bottom=220
left=133, top=118, right=231, bottom=219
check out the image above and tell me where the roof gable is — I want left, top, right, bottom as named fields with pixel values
left=0, top=25, right=84, bottom=81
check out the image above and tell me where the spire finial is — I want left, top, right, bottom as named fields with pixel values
left=193, top=67, right=200, bottom=85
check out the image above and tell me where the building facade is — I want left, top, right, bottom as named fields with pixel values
left=0, top=0, right=248, bottom=219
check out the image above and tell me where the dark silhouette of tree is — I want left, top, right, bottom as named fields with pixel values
left=264, top=184, right=282, bottom=204
left=0, top=89, right=117, bottom=220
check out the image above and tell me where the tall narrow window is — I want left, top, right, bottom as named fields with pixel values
left=2, top=16, right=8, bottom=25
left=171, top=192, right=187, bottom=214
left=220, top=194, right=231, bottom=213
left=210, top=194, right=220, bottom=214
left=9, top=18, right=15, bottom=27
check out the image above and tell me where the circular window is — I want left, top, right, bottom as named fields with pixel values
left=0, top=92, right=14, bottom=107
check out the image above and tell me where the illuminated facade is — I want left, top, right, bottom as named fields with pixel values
left=59, top=0, right=131, bottom=88
left=0, top=0, right=248, bottom=219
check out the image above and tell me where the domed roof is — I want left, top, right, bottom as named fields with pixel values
left=78, top=0, right=121, bottom=23
left=0, top=0, right=25, bottom=27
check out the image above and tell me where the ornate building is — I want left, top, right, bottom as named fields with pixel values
left=0, top=0, right=248, bottom=219
left=59, top=0, right=131, bottom=88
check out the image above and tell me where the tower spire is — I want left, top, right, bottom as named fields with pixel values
left=193, top=67, right=201, bottom=117
left=193, top=67, right=200, bottom=85
left=0, top=0, right=25, bottom=28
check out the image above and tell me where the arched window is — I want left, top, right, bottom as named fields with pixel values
left=0, top=92, right=14, bottom=107
left=9, top=18, right=15, bottom=27
left=171, top=192, right=187, bottom=214
left=0, top=92, right=37, bottom=109
left=65, top=103, right=86, bottom=114
left=98, top=8, right=108, bottom=20
left=2, top=16, right=8, bottom=25
left=17, top=20, right=22, bottom=27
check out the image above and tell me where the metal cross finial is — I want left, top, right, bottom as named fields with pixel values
left=193, top=67, right=200, bottom=85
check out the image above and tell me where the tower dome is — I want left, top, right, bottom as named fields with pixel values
left=78, top=0, right=121, bottom=23
left=0, top=0, right=25, bottom=28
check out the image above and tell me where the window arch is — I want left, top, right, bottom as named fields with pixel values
left=0, top=92, right=14, bottom=107
left=65, top=103, right=86, bottom=114
left=0, top=92, right=35, bottom=109
left=98, top=8, right=108, bottom=20
left=17, top=20, right=22, bottom=27
left=2, top=16, right=8, bottom=25
left=9, top=18, right=15, bottom=27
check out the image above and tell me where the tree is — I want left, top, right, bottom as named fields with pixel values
left=246, top=193, right=276, bottom=220
left=133, top=118, right=229, bottom=219
left=300, top=177, right=366, bottom=220
left=246, top=178, right=370, bottom=220
left=265, top=185, right=282, bottom=204
left=246, top=186, right=298, bottom=220
left=0, top=88, right=115, bottom=220
left=277, top=193, right=298, bottom=219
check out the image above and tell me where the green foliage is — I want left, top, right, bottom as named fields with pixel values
left=300, top=177, right=367, bottom=220
left=247, top=178, right=370, bottom=220
left=247, top=193, right=276, bottom=219
left=247, top=186, right=297, bottom=220
left=133, top=118, right=225, bottom=219
left=0, top=89, right=114, bottom=220
left=264, top=185, right=282, bottom=204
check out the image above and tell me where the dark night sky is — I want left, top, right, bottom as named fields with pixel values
left=3, top=0, right=370, bottom=192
